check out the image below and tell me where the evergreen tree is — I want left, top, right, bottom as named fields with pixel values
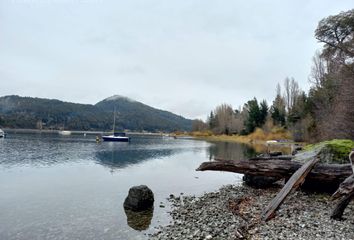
left=244, top=98, right=261, bottom=134
left=259, top=100, right=268, bottom=126
left=208, top=111, right=216, bottom=129
left=270, top=84, right=286, bottom=126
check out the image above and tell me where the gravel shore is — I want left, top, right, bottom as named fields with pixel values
left=149, top=184, right=354, bottom=240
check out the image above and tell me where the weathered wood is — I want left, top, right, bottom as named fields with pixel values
left=350, top=151, right=354, bottom=173
left=197, top=159, right=352, bottom=184
left=261, top=157, right=320, bottom=221
left=241, top=156, right=293, bottom=161
left=331, top=192, right=354, bottom=220
left=331, top=176, right=354, bottom=220
left=332, top=175, right=354, bottom=199
left=331, top=151, right=354, bottom=220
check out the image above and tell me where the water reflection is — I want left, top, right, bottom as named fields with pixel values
left=124, top=208, right=153, bottom=231
left=207, top=141, right=295, bottom=161
left=208, top=141, right=257, bottom=160
left=0, top=134, right=184, bottom=169
left=95, top=148, right=177, bottom=170
left=0, top=133, right=253, bottom=240
left=0, top=135, right=94, bottom=168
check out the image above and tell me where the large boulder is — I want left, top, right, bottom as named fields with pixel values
left=123, top=185, right=154, bottom=211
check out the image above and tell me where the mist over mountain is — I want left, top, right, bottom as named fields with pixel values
left=0, top=95, right=192, bottom=132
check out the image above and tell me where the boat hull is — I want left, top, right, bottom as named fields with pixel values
left=102, top=136, right=130, bottom=142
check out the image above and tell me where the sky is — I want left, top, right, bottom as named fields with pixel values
left=0, top=0, right=353, bottom=120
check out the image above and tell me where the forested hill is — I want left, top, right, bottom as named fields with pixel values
left=0, top=95, right=192, bottom=132
left=95, top=95, right=192, bottom=132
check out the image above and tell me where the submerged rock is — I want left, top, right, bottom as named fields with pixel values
left=124, top=185, right=154, bottom=211
left=124, top=207, right=153, bottom=231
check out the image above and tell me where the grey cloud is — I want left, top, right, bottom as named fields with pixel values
left=0, top=0, right=353, bottom=119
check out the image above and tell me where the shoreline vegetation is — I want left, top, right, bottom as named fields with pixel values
left=190, top=9, right=354, bottom=144
left=190, top=127, right=292, bottom=144
left=188, top=128, right=296, bottom=154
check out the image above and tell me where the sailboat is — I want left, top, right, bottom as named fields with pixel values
left=102, top=110, right=130, bottom=142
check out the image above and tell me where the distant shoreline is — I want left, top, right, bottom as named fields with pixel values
left=2, top=128, right=168, bottom=136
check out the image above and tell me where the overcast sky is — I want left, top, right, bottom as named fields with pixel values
left=0, top=1, right=353, bottom=120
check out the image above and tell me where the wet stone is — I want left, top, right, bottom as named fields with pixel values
left=124, top=185, right=154, bottom=211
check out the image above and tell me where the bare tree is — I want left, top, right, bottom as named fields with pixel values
left=310, top=50, right=327, bottom=87
left=192, top=119, right=208, bottom=132
left=284, top=77, right=291, bottom=112
left=309, top=9, right=354, bottom=140
left=209, top=104, right=245, bottom=135
left=213, top=104, right=235, bottom=135
left=283, top=77, right=300, bottom=113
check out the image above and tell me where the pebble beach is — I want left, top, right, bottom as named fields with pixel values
left=149, top=185, right=354, bottom=240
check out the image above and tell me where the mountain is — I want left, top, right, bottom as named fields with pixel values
left=0, top=95, right=192, bottom=132
left=95, top=95, right=192, bottom=132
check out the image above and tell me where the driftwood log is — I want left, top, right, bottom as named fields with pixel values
left=197, top=158, right=352, bottom=186
left=331, top=151, right=354, bottom=220
left=262, top=157, right=320, bottom=221
left=331, top=191, right=354, bottom=220
left=197, top=150, right=354, bottom=221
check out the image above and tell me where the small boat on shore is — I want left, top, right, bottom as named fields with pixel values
left=0, top=129, right=5, bottom=138
left=58, top=130, right=72, bottom=135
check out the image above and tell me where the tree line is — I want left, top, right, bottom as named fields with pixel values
left=0, top=95, right=192, bottom=132
left=192, top=9, right=354, bottom=142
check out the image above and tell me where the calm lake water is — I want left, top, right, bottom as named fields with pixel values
left=0, top=133, right=256, bottom=240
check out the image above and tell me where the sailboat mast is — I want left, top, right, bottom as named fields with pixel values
left=112, top=108, right=116, bottom=133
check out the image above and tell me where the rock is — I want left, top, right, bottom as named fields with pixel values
left=300, top=139, right=354, bottom=164
left=124, top=185, right=154, bottom=211
left=124, top=208, right=153, bottom=231
left=150, top=184, right=354, bottom=240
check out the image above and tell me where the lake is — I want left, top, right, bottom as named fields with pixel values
left=0, top=132, right=257, bottom=240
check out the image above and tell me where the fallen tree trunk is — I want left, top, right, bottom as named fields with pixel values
left=331, top=175, right=354, bottom=220
left=331, top=151, right=354, bottom=220
left=331, top=192, right=354, bottom=220
left=196, top=158, right=352, bottom=185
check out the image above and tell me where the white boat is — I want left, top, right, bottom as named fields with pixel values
left=58, top=130, right=72, bottom=135
left=102, top=109, right=130, bottom=142
left=0, top=129, right=5, bottom=138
